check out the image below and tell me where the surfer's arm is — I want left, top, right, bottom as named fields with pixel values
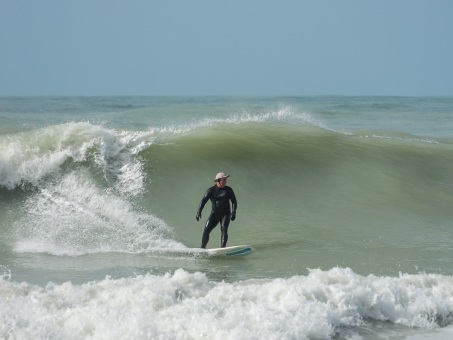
left=196, top=188, right=212, bottom=221
left=229, top=188, right=237, bottom=221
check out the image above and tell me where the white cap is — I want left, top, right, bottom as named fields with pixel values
left=214, top=172, right=230, bottom=181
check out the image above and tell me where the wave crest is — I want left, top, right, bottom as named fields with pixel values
left=0, top=122, right=150, bottom=196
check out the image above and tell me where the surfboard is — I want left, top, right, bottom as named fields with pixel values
left=154, top=245, right=253, bottom=258
left=205, top=245, right=253, bottom=257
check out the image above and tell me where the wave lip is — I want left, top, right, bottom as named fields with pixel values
left=0, top=122, right=151, bottom=195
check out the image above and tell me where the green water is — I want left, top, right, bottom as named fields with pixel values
left=143, top=122, right=453, bottom=278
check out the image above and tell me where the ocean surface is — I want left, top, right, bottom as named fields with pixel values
left=1, top=96, right=453, bottom=339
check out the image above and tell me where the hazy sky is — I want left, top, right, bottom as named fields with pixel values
left=1, top=1, right=452, bottom=96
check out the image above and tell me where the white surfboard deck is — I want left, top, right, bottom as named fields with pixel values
left=205, top=245, right=253, bottom=256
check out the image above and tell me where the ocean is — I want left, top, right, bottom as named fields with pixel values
left=1, top=96, right=453, bottom=339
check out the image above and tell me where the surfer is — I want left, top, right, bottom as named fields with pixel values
left=196, top=172, right=237, bottom=248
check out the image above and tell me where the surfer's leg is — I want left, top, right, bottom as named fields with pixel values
left=201, top=213, right=220, bottom=248
left=220, top=214, right=231, bottom=248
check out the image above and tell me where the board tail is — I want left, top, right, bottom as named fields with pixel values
left=206, top=245, right=254, bottom=257
left=226, top=246, right=253, bottom=256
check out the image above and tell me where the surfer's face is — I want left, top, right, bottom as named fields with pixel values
left=217, top=178, right=227, bottom=188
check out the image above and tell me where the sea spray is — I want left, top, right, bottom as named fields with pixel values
left=13, top=172, right=183, bottom=256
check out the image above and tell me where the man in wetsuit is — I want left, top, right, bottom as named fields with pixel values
left=196, top=172, right=237, bottom=248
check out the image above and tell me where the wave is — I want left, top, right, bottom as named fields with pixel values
left=0, top=108, right=332, bottom=200
left=2, top=110, right=449, bottom=192
left=3, top=115, right=453, bottom=258
left=151, top=120, right=453, bottom=202
left=2, top=268, right=453, bottom=339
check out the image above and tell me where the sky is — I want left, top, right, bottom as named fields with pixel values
left=1, top=0, right=452, bottom=96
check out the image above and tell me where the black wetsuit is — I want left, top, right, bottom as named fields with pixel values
left=197, top=185, right=237, bottom=248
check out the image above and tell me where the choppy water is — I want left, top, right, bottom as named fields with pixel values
left=1, top=96, right=453, bottom=339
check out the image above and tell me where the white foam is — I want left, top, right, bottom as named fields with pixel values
left=2, top=268, right=453, bottom=339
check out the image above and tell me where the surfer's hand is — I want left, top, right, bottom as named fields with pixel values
left=231, top=212, right=236, bottom=221
left=196, top=211, right=201, bottom=221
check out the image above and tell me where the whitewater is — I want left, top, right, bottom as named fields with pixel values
left=1, top=96, right=453, bottom=339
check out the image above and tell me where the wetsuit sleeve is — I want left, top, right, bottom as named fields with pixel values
left=230, top=188, right=237, bottom=214
left=197, top=187, right=212, bottom=214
